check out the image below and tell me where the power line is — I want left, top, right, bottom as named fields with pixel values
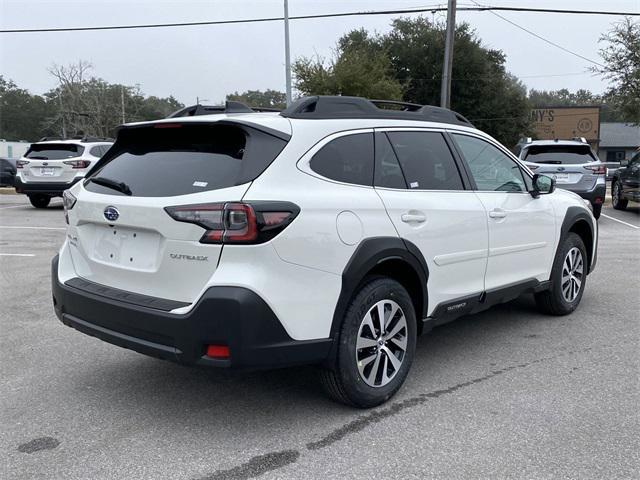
left=1, top=5, right=638, bottom=34
left=470, top=1, right=605, bottom=67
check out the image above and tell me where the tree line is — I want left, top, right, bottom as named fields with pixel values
left=1, top=17, right=637, bottom=147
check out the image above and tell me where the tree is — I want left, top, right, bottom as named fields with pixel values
left=592, top=17, right=640, bottom=124
left=227, top=89, right=287, bottom=109
left=293, top=29, right=404, bottom=100
left=292, top=20, right=532, bottom=146
left=0, top=76, right=52, bottom=141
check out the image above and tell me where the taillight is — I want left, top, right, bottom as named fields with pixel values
left=16, top=160, right=29, bottom=169
left=62, top=190, right=77, bottom=224
left=63, top=160, right=91, bottom=169
left=165, top=201, right=299, bottom=244
left=585, top=164, right=606, bottom=175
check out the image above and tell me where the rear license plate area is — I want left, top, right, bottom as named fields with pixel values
left=93, top=225, right=161, bottom=270
left=40, top=167, right=56, bottom=176
left=553, top=173, right=570, bottom=183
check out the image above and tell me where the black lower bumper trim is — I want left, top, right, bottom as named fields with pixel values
left=52, top=255, right=332, bottom=369
left=14, top=176, right=81, bottom=196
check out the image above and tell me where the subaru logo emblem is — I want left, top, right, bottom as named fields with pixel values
left=103, top=206, right=119, bottom=222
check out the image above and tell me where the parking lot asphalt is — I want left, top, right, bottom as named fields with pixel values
left=1, top=193, right=638, bottom=480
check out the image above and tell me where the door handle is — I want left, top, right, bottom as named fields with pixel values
left=488, top=209, right=507, bottom=219
left=401, top=213, right=426, bottom=223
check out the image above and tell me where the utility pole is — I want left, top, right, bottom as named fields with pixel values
left=121, top=85, right=126, bottom=123
left=58, top=93, right=67, bottom=138
left=284, top=0, right=292, bottom=106
left=440, top=0, right=456, bottom=109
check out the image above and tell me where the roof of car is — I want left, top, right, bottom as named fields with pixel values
left=34, top=137, right=114, bottom=145
left=522, top=139, right=589, bottom=148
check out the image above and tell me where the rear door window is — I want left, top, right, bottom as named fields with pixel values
left=385, top=131, right=464, bottom=190
left=309, top=133, right=374, bottom=186
left=85, top=124, right=287, bottom=197
left=26, top=144, right=83, bottom=160
left=523, top=145, right=597, bottom=164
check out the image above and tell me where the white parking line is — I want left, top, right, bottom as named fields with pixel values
left=0, top=225, right=66, bottom=230
left=601, top=214, right=640, bottom=229
left=0, top=202, right=62, bottom=209
left=0, top=253, right=35, bottom=257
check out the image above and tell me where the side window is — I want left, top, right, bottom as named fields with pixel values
left=385, top=131, right=464, bottom=190
left=309, top=133, right=374, bottom=186
left=452, top=134, right=527, bottom=192
left=374, top=133, right=406, bottom=189
left=90, top=146, right=104, bottom=158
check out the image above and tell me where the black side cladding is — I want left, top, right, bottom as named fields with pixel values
left=561, top=206, right=597, bottom=273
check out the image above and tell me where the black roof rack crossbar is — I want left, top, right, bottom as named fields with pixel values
left=279, top=96, right=474, bottom=127
left=167, top=101, right=283, bottom=118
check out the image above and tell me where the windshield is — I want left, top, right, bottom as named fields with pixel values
left=524, top=145, right=597, bottom=165
left=25, top=143, right=83, bottom=160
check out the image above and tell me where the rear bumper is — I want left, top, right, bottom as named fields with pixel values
left=15, top=176, right=82, bottom=196
left=571, top=183, right=606, bottom=205
left=51, top=255, right=332, bottom=369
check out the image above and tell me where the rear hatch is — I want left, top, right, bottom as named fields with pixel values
left=68, top=121, right=288, bottom=304
left=22, top=143, right=85, bottom=183
left=522, top=144, right=603, bottom=190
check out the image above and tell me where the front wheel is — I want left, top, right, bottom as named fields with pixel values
left=612, top=181, right=627, bottom=210
left=535, top=232, right=587, bottom=316
left=28, top=194, right=51, bottom=209
left=320, top=277, right=417, bottom=408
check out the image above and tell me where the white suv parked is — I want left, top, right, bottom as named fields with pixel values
left=52, top=97, right=597, bottom=407
left=15, top=136, right=113, bottom=208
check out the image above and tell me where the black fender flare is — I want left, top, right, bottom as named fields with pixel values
left=560, top=206, right=597, bottom=273
left=327, top=237, right=429, bottom=352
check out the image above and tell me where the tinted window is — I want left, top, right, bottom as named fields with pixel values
left=310, top=133, right=374, bottom=186
left=26, top=143, right=83, bottom=160
left=90, top=146, right=106, bottom=158
left=85, top=124, right=286, bottom=197
left=374, top=133, right=406, bottom=189
left=385, top=131, right=463, bottom=190
left=453, top=134, right=527, bottom=192
left=524, top=145, right=597, bottom=165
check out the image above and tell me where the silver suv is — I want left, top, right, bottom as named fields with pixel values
left=15, top=136, right=113, bottom=208
left=518, top=138, right=606, bottom=218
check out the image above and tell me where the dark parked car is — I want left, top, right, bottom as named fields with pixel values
left=612, top=150, right=640, bottom=210
left=0, top=158, right=17, bottom=186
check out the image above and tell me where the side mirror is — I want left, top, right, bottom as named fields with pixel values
left=531, top=174, right=555, bottom=197
left=620, top=158, right=629, bottom=167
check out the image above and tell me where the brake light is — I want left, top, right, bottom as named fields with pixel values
left=16, top=160, right=29, bottom=169
left=63, top=160, right=91, bottom=169
left=164, top=201, right=299, bottom=244
left=585, top=164, right=606, bottom=175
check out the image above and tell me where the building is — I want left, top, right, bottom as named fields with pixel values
left=598, top=123, right=640, bottom=162
left=0, top=140, right=30, bottom=159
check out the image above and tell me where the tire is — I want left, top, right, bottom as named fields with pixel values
left=592, top=204, right=602, bottom=219
left=28, top=194, right=51, bottom=209
left=612, top=180, right=628, bottom=210
left=320, top=277, right=417, bottom=408
left=535, top=232, right=587, bottom=316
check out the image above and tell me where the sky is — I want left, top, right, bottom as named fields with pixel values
left=1, top=0, right=639, bottom=105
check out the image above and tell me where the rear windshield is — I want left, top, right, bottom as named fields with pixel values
left=523, top=145, right=597, bottom=165
left=85, top=123, right=287, bottom=197
left=26, top=143, right=83, bottom=160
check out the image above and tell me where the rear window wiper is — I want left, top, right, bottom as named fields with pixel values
left=88, top=176, right=132, bottom=196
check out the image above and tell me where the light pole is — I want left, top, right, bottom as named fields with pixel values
left=440, top=0, right=456, bottom=109
left=284, top=0, right=292, bottom=106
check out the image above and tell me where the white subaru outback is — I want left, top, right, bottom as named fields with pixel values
left=52, top=96, right=597, bottom=407
left=15, top=136, right=113, bottom=208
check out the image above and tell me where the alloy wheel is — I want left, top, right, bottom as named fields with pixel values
left=561, top=247, right=584, bottom=302
left=355, top=299, right=408, bottom=388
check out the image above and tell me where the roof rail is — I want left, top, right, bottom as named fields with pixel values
left=167, top=101, right=257, bottom=118
left=279, top=96, right=474, bottom=127
left=38, top=136, right=64, bottom=142
left=37, top=135, right=113, bottom=143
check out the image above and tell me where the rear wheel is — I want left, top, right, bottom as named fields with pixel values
left=592, top=204, right=602, bottom=219
left=612, top=180, right=627, bottom=210
left=28, top=194, right=50, bottom=209
left=320, top=277, right=417, bottom=408
left=535, top=232, right=587, bottom=316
